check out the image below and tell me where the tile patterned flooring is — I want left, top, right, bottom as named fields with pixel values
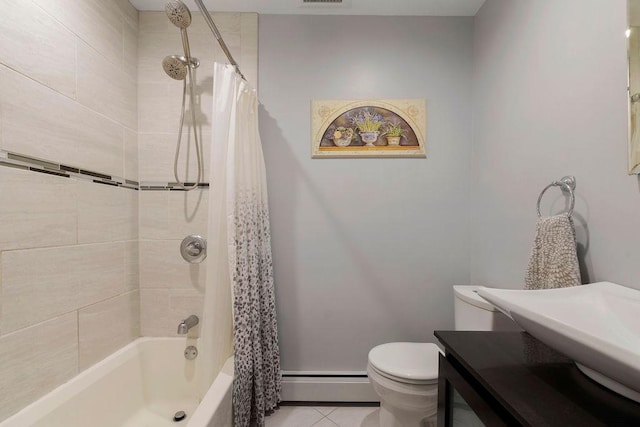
left=265, top=405, right=380, bottom=427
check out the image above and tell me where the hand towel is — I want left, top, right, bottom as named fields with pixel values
left=524, top=213, right=581, bottom=290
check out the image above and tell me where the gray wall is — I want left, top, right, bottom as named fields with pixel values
left=471, top=0, right=640, bottom=289
left=259, top=15, right=474, bottom=371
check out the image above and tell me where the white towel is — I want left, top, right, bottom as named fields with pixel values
left=524, top=213, right=581, bottom=290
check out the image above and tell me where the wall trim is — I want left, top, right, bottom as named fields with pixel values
left=281, top=373, right=379, bottom=402
left=0, top=150, right=210, bottom=191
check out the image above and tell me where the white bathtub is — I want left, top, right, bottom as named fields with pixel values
left=0, top=338, right=233, bottom=427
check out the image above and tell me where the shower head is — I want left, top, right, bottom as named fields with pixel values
left=165, top=1, right=192, bottom=29
left=163, top=55, right=188, bottom=80
left=162, top=55, right=201, bottom=80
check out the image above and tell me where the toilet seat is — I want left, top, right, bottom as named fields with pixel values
left=368, top=342, right=441, bottom=385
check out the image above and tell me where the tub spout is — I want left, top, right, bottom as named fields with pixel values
left=177, top=315, right=199, bottom=334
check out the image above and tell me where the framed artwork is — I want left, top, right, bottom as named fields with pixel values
left=311, top=99, right=426, bottom=158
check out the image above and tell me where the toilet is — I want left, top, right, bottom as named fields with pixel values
left=367, top=286, right=518, bottom=427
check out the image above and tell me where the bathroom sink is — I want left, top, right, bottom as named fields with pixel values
left=477, top=282, right=640, bottom=403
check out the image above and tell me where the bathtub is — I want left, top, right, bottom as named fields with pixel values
left=0, top=338, right=233, bottom=427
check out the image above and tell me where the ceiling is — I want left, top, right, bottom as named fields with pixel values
left=129, top=0, right=486, bottom=16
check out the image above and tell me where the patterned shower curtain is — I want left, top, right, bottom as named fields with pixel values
left=210, top=63, right=281, bottom=427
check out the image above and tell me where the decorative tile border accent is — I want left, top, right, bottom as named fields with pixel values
left=139, top=183, right=210, bottom=191
left=0, top=150, right=209, bottom=191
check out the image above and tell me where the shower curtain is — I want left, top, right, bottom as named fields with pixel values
left=205, top=63, right=281, bottom=427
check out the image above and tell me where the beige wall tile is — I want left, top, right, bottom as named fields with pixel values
left=138, top=132, right=211, bottom=182
left=139, top=240, right=206, bottom=292
left=77, top=42, right=137, bottom=129
left=189, top=26, right=241, bottom=73
left=138, top=11, right=170, bottom=33
left=0, top=67, right=124, bottom=177
left=1, top=243, right=125, bottom=334
left=138, top=31, right=183, bottom=84
left=0, top=313, right=78, bottom=422
left=168, top=189, right=209, bottom=238
left=114, top=0, right=139, bottom=31
left=33, top=0, right=124, bottom=67
left=124, top=240, right=139, bottom=292
left=139, top=189, right=208, bottom=240
left=139, top=288, right=169, bottom=336
left=77, top=243, right=127, bottom=306
left=139, top=289, right=203, bottom=337
left=0, top=0, right=76, bottom=98
left=78, top=181, right=138, bottom=244
left=176, top=75, right=214, bottom=135
left=124, top=20, right=139, bottom=81
left=189, top=12, right=242, bottom=35
left=137, top=83, right=173, bottom=133
left=0, top=167, right=77, bottom=251
left=125, top=128, right=138, bottom=181
left=139, top=190, right=169, bottom=239
left=138, top=132, right=174, bottom=180
left=79, top=291, right=140, bottom=371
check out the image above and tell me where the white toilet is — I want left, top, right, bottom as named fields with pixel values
left=367, top=286, right=518, bottom=427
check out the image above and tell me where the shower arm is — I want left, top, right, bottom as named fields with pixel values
left=192, top=0, right=246, bottom=81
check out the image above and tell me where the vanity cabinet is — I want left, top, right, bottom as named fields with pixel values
left=434, top=331, right=640, bottom=427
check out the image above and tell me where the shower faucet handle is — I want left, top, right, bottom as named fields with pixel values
left=185, top=241, right=203, bottom=256
left=180, top=235, right=207, bottom=263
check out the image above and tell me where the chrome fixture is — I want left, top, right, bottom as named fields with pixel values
left=177, top=315, right=199, bottom=335
left=536, top=175, right=576, bottom=218
left=191, top=0, right=244, bottom=80
left=173, top=410, right=187, bottom=422
left=184, top=345, right=198, bottom=360
left=163, top=0, right=203, bottom=191
left=162, top=55, right=199, bottom=81
left=163, top=0, right=245, bottom=190
left=180, top=234, right=207, bottom=263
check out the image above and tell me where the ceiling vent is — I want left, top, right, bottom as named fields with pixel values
left=298, top=0, right=350, bottom=8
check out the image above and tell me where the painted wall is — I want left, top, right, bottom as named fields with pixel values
left=0, top=0, right=139, bottom=421
left=259, top=15, right=474, bottom=371
left=471, top=0, right=640, bottom=289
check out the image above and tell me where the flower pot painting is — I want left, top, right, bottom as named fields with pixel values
left=311, top=99, right=426, bottom=158
left=386, top=136, right=401, bottom=146
left=359, top=131, right=380, bottom=146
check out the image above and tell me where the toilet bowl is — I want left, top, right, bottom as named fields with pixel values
left=367, top=342, right=440, bottom=427
left=367, top=286, right=518, bottom=426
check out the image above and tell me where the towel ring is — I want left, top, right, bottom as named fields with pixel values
left=536, top=176, right=576, bottom=218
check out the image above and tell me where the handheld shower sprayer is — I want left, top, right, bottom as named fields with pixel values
left=165, top=1, right=195, bottom=62
left=163, top=0, right=203, bottom=191
left=166, top=1, right=192, bottom=29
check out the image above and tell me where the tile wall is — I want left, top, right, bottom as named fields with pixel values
left=0, top=2, right=258, bottom=420
left=137, top=11, right=257, bottom=336
left=0, top=0, right=139, bottom=421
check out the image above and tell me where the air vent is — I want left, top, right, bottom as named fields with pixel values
left=297, top=0, right=350, bottom=8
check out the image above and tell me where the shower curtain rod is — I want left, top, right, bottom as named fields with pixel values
left=193, top=0, right=246, bottom=81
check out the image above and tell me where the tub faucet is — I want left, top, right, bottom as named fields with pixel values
left=177, top=315, right=199, bottom=335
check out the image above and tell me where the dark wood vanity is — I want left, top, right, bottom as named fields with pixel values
left=435, top=331, right=640, bottom=426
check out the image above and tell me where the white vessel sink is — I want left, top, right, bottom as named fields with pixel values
left=477, top=282, right=640, bottom=403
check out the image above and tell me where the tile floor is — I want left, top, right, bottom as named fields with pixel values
left=265, top=405, right=380, bottom=427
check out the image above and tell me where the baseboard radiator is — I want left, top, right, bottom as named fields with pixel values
left=280, top=371, right=379, bottom=402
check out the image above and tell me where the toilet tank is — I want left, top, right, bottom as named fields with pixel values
left=453, top=286, right=519, bottom=331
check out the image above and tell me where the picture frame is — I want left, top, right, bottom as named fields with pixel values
left=310, top=98, right=426, bottom=158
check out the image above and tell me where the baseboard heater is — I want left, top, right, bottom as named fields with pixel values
left=281, top=371, right=379, bottom=402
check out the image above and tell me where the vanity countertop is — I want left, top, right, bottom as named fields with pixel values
left=434, top=331, right=640, bottom=426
